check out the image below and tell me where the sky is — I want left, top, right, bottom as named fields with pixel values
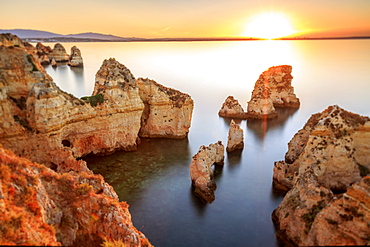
left=1, top=0, right=370, bottom=38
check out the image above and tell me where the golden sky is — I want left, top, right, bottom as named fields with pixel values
left=1, top=0, right=370, bottom=38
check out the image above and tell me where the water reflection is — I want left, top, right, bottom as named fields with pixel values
left=246, top=107, right=298, bottom=140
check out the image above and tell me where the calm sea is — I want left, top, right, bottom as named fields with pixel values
left=42, top=40, right=370, bottom=246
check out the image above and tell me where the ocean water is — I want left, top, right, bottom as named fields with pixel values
left=43, top=40, right=370, bottom=246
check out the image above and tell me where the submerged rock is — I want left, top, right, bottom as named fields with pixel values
left=246, top=65, right=299, bottom=119
left=226, top=120, right=244, bottom=152
left=189, top=141, right=224, bottom=203
left=218, top=96, right=248, bottom=119
left=272, top=105, right=370, bottom=246
left=68, top=46, right=83, bottom=67
left=137, top=77, right=194, bottom=138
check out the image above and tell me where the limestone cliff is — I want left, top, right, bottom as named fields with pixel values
left=226, top=120, right=244, bottom=152
left=218, top=96, right=248, bottom=119
left=137, top=77, right=194, bottom=138
left=189, top=141, right=224, bottom=203
left=0, top=147, right=152, bottom=246
left=69, top=46, right=83, bottom=67
left=0, top=35, right=193, bottom=172
left=0, top=45, right=145, bottom=172
left=246, top=65, right=299, bottom=119
left=272, top=105, right=370, bottom=246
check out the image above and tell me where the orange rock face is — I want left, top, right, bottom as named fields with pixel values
left=272, top=105, right=370, bottom=246
left=246, top=65, right=299, bottom=119
left=0, top=147, right=152, bottom=246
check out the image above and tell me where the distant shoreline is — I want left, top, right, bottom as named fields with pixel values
left=23, top=36, right=370, bottom=43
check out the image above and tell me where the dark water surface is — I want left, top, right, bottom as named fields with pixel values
left=43, top=40, right=370, bottom=246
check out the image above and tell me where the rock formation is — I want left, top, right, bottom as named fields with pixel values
left=272, top=105, right=370, bottom=246
left=246, top=65, right=299, bottom=119
left=48, top=43, right=69, bottom=62
left=0, top=34, right=193, bottom=172
left=137, top=77, right=194, bottom=138
left=226, top=120, right=244, bottom=152
left=218, top=96, right=248, bottom=119
left=68, top=46, right=83, bottom=67
left=0, top=147, right=152, bottom=246
left=0, top=33, right=25, bottom=48
left=36, top=42, right=53, bottom=65
left=189, top=141, right=225, bottom=203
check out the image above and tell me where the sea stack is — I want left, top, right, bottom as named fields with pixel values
left=137, top=77, right=194, bottom=138
left=246, top=65, right=299, bottom=119
left=218, top=96, right=248, bottom=119
left=226, top=120, right=244, bottom=152
left=48, top=43, right=69, bottom=62
left=189, top=141, right=225, bottom=203
left=68, top=46, right=84, bottom=67
left=272, top=105, right=370, bottom=246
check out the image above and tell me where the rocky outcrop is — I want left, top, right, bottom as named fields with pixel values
left=48, top=43, right=69, bottom=62
left=68, top=46, right=83, bottom=67
left=36, top=42, right=53, bottom=65
left=0, top=147, right=152, bottom=246
left=265, top=65, right=300, bottom=108
left=189, top=141, right=224, bottom=203
left=0, top=33, right=25, bottom=48
left=226, top=120, right=244, bottom=152
left=246, top=65, right=299, bottom=119
left=0, top=34, right=193, bottom=172
left=218, top=96, right=248, bottom=119
left=272, top=105, right=370, bottom=246
left=137, top=77, right=194, bottom=138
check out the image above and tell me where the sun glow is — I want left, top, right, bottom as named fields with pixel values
left=244, top=13, right=296, bottom=39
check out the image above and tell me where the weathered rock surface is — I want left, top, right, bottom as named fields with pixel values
left=218, top=96, right=248, bottom=119
left=48, top=43, right=69, bottom=62
left=0, top=33, right=25, bottom=48
left=68, top=46, right=83, bottom=67
left=36, top=42, right=52, bottom=65
left=272, top=105, right=370, bottom=246
left=0, top=147, right=152, bottom=246
left=137, top=77, right=194, bottom=138
left=246, top=65, right=299, bottom=119
left=226, top=120, right=244, bottom=152
left=189, top=141, right=224, bottom=203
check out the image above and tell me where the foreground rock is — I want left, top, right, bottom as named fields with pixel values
left=0, top=147, right=152, bottom=246
left=68, top=46, right=83, bottom=67
left=218, top=96, right=248, bottom=119
left=137, top=77, right=194, bottom=138
left=246, top=65, right=299, bottom=119
left=190, top=141, right=224, bottom=203
left=226, top=120, right=244, bottom=152
left=272, top=105, right=370, bottom=246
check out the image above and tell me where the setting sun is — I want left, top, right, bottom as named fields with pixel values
left=244, top=13, right=296, bottom=39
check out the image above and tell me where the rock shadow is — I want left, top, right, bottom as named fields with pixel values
left=246, top=107, right=298, bottom=140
